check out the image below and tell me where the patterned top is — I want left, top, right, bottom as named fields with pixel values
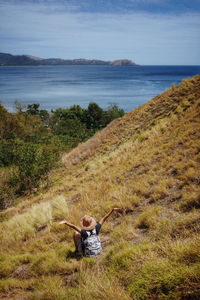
left=81, top=222, right=102, bottom=257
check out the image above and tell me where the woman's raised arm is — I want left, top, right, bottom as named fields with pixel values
left=59, top=220, right=81, bottom=234
left=99, top=208, right=123, bottom=226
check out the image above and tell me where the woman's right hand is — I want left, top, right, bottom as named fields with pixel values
left=113, top=207, right=124, bottom=212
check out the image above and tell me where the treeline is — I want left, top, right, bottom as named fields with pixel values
left=0, top=101, right=124, bottom=209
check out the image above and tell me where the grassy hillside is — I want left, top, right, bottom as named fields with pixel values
left=0, top=75, right=200, bottom=300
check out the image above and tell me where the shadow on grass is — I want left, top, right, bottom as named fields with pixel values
left=66, top=249, right=83, bottom=261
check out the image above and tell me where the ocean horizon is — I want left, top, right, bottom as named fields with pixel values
left=1, top=65, right=200, bottom=113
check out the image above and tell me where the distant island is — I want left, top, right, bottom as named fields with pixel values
left=0, top=53, right=137, bottom=66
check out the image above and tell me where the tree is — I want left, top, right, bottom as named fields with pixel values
left=85, top=102, right=104, bottom=129
left=26, top=103, right=40, bottom=115
left=53, top=118, right=87, bottom=139
left=104, top=103, right=125, bottom=125
left=69, top=105, right=86, bottom=122
left=39, top=109, right=50, bottom=127
left=14, top=100, right=25, bottom=113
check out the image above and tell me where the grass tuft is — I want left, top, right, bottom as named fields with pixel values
left=134, top=206, right=160, bottom=230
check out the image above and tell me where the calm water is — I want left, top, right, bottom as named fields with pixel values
left=0, top=65, right=200, bottom=112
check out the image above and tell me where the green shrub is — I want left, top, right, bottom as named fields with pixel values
left=10, top=143, right=57, bottom=194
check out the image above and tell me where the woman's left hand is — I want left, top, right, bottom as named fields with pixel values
left=59, top=220, right=67, bottom=225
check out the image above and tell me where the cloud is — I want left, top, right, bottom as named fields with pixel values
left=0, top=1, right=200, bottom=64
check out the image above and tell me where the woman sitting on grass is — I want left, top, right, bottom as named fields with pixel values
left=59, top=208, right=122, bottom=257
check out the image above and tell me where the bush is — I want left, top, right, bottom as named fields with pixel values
left=0, top=184, right=15, bottom=210
left=0, top=167, right=15, bottom=209
left=10, top=143, right=57, bottom=194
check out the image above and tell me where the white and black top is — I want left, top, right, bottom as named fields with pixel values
left=81, top=222, right=102, bottom=257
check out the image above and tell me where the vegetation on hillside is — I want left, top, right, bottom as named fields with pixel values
left=0, top=102, right=124, bottom=209
left=0, top=75, right=200, bottom=300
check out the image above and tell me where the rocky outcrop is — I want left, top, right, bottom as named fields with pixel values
left=0, top=53, right=137, bottom=66
left=110, top=59, right=136, bottom=66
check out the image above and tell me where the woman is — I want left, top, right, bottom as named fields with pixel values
left=59, top=207, right=122, bottom=257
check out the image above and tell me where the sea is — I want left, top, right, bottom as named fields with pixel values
left=0, top=65, right=200, bottom=113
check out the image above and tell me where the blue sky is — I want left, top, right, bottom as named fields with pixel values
left=0, top=0, right=200, bottom=64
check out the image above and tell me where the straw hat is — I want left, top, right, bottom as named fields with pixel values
left=80, top=215, right=97, bottom=231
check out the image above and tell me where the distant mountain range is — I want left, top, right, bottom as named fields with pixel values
left=0, top=53, right=137, bottom=66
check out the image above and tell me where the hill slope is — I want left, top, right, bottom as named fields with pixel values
left=0, top=75, right=200, bottom=300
